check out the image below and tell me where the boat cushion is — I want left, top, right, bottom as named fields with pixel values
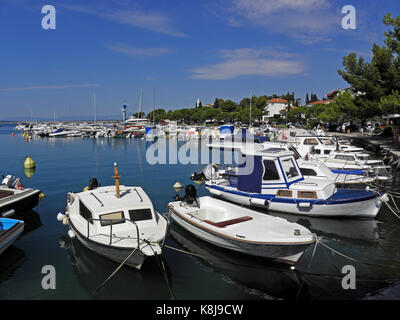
left=203, top=216, right=253, bottom=228
left=0, top=190, right=14, bottom=199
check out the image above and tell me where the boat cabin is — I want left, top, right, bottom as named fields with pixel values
left=67, top=185, right=160, bottom=243
left=235, top=147, right=335, bottom=199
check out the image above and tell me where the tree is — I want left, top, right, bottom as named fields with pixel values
left=132, top=112, right=145, bottom=118
left=337, top=13, right=400, bottom=120
left=306, top=93, right=310, bottom=105
left=220, top=100, right=237, bottom=113
left=380, top=91, right=400, bottom=115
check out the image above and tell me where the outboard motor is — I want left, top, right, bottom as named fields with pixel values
left=184, top=184, right=199, bottom=207
left=1, top=175, right=18, bottom=188
left=88, top=178, right=99, bottom=190
left=190, top=172, right=205, bottom=182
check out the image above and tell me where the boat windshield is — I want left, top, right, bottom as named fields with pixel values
left=281, top=158, right=300, bottom=180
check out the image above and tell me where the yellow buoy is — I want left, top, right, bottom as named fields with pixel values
left=39, top=192, right=45, bottom=200
left=24, top=156, right=36, bottom=169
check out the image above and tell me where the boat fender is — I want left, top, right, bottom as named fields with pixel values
left=2, top=209, right=15, bottom=218
left=62, top=217, right=69, bottom=225
left=249, top=198, right=266, bottom=207
left=68, top=230, right=76, bottom=239
left=297, top=202, right=312, bottom=208
left=380, top=194, right=389, bottom=202
left=57, top=212, right=65, bottom=222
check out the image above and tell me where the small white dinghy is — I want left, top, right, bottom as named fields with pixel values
left=59, top=163, right=169, bottom=270
left=168, top=186, right=315, bottom=265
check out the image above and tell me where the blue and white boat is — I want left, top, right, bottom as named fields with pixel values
left=0, top=218, right=24, bottom=255
left=204, top=146, right=386, bottom=218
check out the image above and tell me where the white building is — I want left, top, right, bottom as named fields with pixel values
left=262, top=98, right=289, bottom=122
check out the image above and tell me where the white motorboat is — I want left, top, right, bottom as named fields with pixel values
left=168, top=187, right=315, bottom=265
left=204, top=140, right=380, bottom=186
left=295, top=136, right=363, bottom=159
left=321, top=152, right=392, bottom=181
left=204, top=147, right=386, bottom=218
left=60, top=164, right=169, bottom=270
left=0, top=175, right=41, bottom=217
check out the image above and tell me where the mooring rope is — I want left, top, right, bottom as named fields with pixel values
left=90, top=246, right=138, bottom=297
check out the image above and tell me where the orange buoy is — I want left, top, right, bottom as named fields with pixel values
left=11, top=132, right=14, bottom=137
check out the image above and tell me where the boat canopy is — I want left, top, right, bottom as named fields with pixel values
left=237, top=149, right=304, bottom=193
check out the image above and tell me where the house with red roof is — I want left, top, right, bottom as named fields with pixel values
left=262, top=98, right=289, bottom=122
left=306, top=99, right=335, bottom=107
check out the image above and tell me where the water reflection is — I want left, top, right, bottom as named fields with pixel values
left=59, top=236, right=173, bottom=299
left=13, top=210, right=42, bottom=236
left=0, top=246, right=26, bottom=285
left=170, top=224, right=308, bottom=300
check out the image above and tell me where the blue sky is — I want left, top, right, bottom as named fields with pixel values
left=0, top=0, right=399, bottom=120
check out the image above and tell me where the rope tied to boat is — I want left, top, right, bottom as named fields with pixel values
left=90, top=246, right=138, bottom=297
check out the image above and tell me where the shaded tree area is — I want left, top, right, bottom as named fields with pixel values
left=156, top=92, right=299, bottom=124
left=337, top=13, right=400, bottom=120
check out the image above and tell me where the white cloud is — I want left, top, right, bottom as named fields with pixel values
left=189, top=48, right=304, bottom=80
left=60, top=2, right=188, bottom=38
left=220, top=0, right=338, bottom=43
left=108, top=45, right=172, bottom=57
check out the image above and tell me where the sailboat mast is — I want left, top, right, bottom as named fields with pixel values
left=249, top=90, right=252, bottom=129
left=153, top=88, right=155, bottom=125
left=93, top=90, right=97, bottom=123
left=138, top=89, right=143, bottom=118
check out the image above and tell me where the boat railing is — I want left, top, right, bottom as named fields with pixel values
left=87, top=218, right=140, bottom=248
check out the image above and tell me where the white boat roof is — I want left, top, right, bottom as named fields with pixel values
left=241, top=145, right=294, bottom=158
left=78, top=185, right=153, bottom=212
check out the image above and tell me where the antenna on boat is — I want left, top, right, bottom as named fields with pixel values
left=249, top=90, right=252, bottom=129
left=113, top=162, right=121, bottom=198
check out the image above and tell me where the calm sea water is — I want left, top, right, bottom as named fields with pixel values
left=1, top=123, right=400, bottom=300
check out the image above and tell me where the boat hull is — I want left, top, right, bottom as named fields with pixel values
left=0, top=189, right=41, bottom=217
left=69, top=221, right=148, bottom=270
left=0, top=220, right=24, bottom=255
left=169, top=206, right=312, bottom=264
left=206, top=185, right=382, bottom=218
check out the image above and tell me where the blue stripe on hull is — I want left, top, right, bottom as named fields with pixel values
left=205, top=184, right=380, bottom=206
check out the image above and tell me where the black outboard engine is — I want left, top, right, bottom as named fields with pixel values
left=88, top=178, right=99, bottom=190
left=184, top=184, right=199, bottom=207
left=190, top=172, right=205, bottom=181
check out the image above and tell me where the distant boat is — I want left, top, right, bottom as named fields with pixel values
left=0, top=218, right=24, bottom=255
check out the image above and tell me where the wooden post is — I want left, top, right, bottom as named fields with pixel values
left=113, top=162, right=121, bottom=198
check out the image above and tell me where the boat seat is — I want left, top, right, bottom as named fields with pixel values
left=0, top=190, right=14, bottom=199
left=203, top=216, right=253, bottom=228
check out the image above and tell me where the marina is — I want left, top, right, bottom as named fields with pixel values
left=2, top=123, right=400, bottom=300
left=2, top=1, right=400, bottom=305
